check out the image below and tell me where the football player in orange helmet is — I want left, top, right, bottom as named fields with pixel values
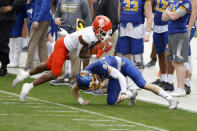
left=12, top=15, right=113, bottom=102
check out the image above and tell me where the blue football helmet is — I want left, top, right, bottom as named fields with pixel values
left=76, top=70, right=102, bottom=90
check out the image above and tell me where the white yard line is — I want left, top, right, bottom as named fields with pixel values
left=72, top=119, right=115, bottom=122
left=90, top=124, right=135, bottom=127
left=0, top=99, right=18, bottom=100
left=0, top=114, right=95, bottom=117
left=0, top=90, right=168, bottom=131
left=36, top=110, right=79, bottom=113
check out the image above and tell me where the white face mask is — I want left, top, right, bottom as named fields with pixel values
left=100, top=29, right=112, bottom=42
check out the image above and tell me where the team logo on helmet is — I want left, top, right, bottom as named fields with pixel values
left=77, top=70, right=102, bottom=90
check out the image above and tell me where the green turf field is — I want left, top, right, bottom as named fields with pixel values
left=0, top=74, right=197, bottom=131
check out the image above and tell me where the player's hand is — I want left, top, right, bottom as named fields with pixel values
left=33, top=21, right=39, bottom=29
left=55, top=18, right=61, bottom=26
left=116, top=93, right=129, bottom=104
left=80, top=100, right=90, bottom=105
left=118, top=93, right=129, bottom=100
left=96, top=47, right=104, bottom=58
left=143, top=34, right=150, bottom=42
left=0, top=6, right=12, bottom=14
left=104, top=42, right=112, bottom=52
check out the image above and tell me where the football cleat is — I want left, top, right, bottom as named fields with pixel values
left=19, top=83, right=33, bottom=103
left=160, top=82, right=174, bottom=92
left=169, top=89, right=186, bottom=97
left=184, top=84, right=191, bottom=95
left=169, top=99, right=179, bottom=109
left=151, top=79, right=162, bottom=86
left=12, top=69, right=29, bottom=88
left=128, top=89, right=138, bottom=106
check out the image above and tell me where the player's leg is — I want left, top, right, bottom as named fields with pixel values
left=12, top=55, right=52, bottom=88
left=152, top=32, right=168, bottom=86
left=184, top=27, right=195, bottom=94
left=115, top=36, right=131, bottom=58
left=169, top=33, right=189, bottom=97
left=19, top=37, right=68, bottom=102
left=130, top=38, right=144, bottom=73
left=122, top=59, right=179, bottom=109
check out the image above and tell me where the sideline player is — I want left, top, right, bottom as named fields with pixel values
left=162, top=0, right=192, bottom=96
left=151, top=0, right=169, bottom=89
left=115, top=0, right=153, bottom=72
left=71, top=56, right=179, bottom=109
left=12, top=15, right=112, bottom=102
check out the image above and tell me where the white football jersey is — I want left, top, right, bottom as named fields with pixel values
left=64, top=26, right=99, bottom=53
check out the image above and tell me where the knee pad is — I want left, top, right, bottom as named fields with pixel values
left=131, top=54, right=144, bottom=70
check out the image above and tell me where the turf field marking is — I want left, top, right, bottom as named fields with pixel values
left=36, top=110, right=79, bottom=113
left=0, top=114, right=24, bottom=116
left=0, top=114, right=95, bottom=117
left=0, top=90, right=168, bottom=131
left=90, top=124, right=135, bottom=127
left=110, top=129, right=129, bottom=131
left=0, top=96, right=14, bottom=98
left=0, top=99, right=18, bottom=100
left=19, top=106, right=65, bottom=109
left=72, top=119, right=116, bottom=122
left=111, top=129, right=151, bottom=131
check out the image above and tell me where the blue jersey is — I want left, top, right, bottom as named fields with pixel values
left=10, top=6, right=26, bottom=37
left=154, top=0, right=168, bottom=25
left=120, top=0, right=147, bottom=25
left=85, top=56, right=146, bottom=105
left=168, top=0, right=192, bottom=35
left=85, top=55, right=146, bottom=88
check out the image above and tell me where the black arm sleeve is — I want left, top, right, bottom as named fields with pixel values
left=105, top=0, right=119, bottom=34
left=12, top=0, right=27, bottom=11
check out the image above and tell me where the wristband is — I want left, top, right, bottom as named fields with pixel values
left=77, top=97, right=84, bottom=104
left=121, top=92, right=127, bottom=95
left=145, top=31, right=150, bottom=36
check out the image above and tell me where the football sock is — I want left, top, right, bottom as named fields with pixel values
left=159, top=89, right=173, bottom=102
left=167, top=74, right=174, bottom=84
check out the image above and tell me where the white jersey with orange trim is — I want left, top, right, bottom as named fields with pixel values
left=64, top=26, right=99, bottom=53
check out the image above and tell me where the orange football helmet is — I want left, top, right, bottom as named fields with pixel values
left=92, top=15, right=112, bottom=42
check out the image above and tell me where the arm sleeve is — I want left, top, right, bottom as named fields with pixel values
left=109, top=67, right=127, bottom=93
left=35, top=0, right=51, bottom=22
left=12, top=0, right=27, bottom=11
left=81, top=0, right=91, bottom=27
left=175, top=7, right=187, bottom=17
left=54, top=0, right=62, bottom=19
left=106, top=0, right=119, bottom=34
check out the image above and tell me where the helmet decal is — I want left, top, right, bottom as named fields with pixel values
left=76, top=70, right=102, bottom=90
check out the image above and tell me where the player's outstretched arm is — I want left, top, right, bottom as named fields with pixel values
left=144, top=0, right=153, bottom=42
left=108, top=66, right=129, bottom=103
left=71, top=83, right=90, bottom=105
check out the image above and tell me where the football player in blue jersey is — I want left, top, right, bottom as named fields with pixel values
left=162, top=0, right=192, bottom=97
left=71, top=56, right=179, bottom=109
left=115, top=0, right=153, bottom=73
left=151, top=0, right=171, bottom=90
